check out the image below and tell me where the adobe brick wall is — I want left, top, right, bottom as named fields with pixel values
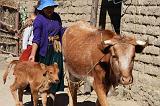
left=121, top=0, right=160, bottom=106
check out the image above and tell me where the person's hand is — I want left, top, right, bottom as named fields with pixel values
left=29, top=55, right=35, bottom=62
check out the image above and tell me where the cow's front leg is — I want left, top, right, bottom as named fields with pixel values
left=68, top=80, right=78, bottom=106
left=93, top=81, right=109, bottom=106
left=92, top=74, right=111, bottom=106
left=68, top=73, right=79, bottom=106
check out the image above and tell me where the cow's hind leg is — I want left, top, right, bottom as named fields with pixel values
left=68, top=73, right=79, bottom=106
left=18, top=89, right=24, bottom=106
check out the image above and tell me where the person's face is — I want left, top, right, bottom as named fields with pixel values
left=43, top=6, right=55, bottom=17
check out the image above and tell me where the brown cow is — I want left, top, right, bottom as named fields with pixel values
left=3, top=60, right=59, bottom=106
left=62, top=21, right=147, bottom=106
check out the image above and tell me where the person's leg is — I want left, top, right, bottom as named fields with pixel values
left=107, top=1, right=122, bottom=34
left=99, top=0, right=108, bottom=29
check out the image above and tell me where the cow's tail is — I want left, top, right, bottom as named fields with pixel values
left=3, top=60, right=19, bottom=84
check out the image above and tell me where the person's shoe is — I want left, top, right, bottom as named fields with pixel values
left=47, top=93, right=56, bottom=106
left=49, top=93, right=55, bottom=101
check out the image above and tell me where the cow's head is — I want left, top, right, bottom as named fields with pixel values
left=41, top=63, right=59, bottom=84
left=101, top=36, right=147, bottom=85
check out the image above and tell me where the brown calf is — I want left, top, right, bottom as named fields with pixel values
left=3, top=60, right=59, bottom=106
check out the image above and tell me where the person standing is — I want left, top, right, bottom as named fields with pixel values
left=29, top=0, right=65, bottom=98
left=99, top=0, right=122, bottom=34
left=19, top=12, right=37, bottom=61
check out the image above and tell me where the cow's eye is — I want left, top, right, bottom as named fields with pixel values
left=112, top=55, right=118, bottom=59
left=49, top=72, right=53, bottom=74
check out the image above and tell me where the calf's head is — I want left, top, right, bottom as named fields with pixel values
left=41, top=63, right=59, bottom=84
left=102, top=36, right=147, bottom=85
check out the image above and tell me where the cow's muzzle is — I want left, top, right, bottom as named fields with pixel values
left=120, top=76, right=133, bottom=85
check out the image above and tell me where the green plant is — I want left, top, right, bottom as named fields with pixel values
left=19, top=5, right=27, bottom=26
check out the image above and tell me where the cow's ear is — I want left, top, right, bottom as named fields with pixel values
left=135, top=40, right=148, bottom=53
left=98, top=39, right=115, bottom=53
left=97, top=43, right=111, bottom=54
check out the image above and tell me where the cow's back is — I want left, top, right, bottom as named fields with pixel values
left=62, top=21, right=115, bottom=77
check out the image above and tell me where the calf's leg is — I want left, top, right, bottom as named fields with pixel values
left=41, top=92, right=48, bottom=106
left=31, top=89, right=38, bottom=106
left=10, top=81, right=20, bottom=106
left=18, top=89, right=24, bottom=106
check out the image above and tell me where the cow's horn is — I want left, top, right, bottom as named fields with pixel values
left=103, top=40, right=112, bottom=45
left=136, top=40, right=146, bottom=46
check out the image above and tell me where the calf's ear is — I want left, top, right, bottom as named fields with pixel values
left=135, top=40, right=148, bottom=53
left=40, top=63, right=47, bottom=76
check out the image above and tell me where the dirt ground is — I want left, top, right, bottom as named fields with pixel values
left=0, top=54, right=140, bottom=106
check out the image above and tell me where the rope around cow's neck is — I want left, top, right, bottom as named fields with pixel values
left=66, top=54, right=106, bottom=86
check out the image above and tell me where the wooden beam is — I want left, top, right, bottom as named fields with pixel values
left=90, top=0, right=99, bottom=27
left=0, top=21, right=16, bottom=34
left=0, top=49, right=17, bottom=57
left=15, top=3, right=20, bottom=56
left=0, top=21, right=13, bottom=28
left=0, top=42, right=17, bottom=46
left=0, top=0, right=18, bottom=10
left=0, top=35, right=18, bottom=40
left=0, top=29, right=16, bottom=35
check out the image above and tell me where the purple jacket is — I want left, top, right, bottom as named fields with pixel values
left=32, top=13, right=65, bottom=56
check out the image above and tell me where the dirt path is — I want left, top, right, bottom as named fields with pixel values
left=0, top=55, right=140, bottom=106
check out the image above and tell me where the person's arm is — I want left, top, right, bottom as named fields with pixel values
left=29, top=43, right=38, bottom=62
left=29, top=17, right=42, bottom=62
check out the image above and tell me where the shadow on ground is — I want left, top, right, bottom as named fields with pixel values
left=23, top=93, right=95, bottom=106
left=77, top=101, right=96, bottom=106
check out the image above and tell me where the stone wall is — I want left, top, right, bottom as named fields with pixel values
left=0, top=0, right=19, bottom=55
left=121, top=0, right=160, bottom=106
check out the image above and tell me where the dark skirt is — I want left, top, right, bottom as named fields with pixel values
left=38, top=44, right=64, bottom=93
